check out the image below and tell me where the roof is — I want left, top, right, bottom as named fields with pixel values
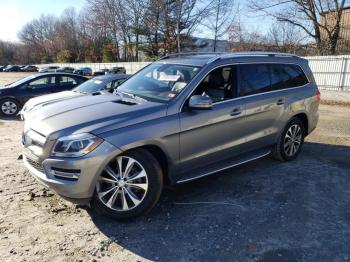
left=156, top=52, right=302, bottom=67
left=35, top=72, right=87, bottom=77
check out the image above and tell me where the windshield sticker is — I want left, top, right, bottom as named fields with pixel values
left=158, top=75, right=180, bottom=82
left=94, top=80, right=103, bottom=84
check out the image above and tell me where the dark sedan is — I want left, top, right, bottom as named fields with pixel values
left=21, top=65, right=39, bottom=72
left=3, top=65, right=21, bottom=72
left=73, top=67, right=92, bottom=76
left=20, top=74, right=130, bottom=119
left=0, top=73, right=87, bottom=116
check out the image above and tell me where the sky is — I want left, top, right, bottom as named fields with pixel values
left=0, top=0, right=85, bottom=41
left=0, top=0, right=274, bottom=42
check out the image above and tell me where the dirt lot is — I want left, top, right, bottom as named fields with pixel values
left=1, top=73, right=350, bottom=261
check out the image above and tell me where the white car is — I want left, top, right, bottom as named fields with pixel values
left=38, top=66, right=59, bottom=73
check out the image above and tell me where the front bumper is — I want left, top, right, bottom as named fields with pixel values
left=23, top=141, right=122, bottom=202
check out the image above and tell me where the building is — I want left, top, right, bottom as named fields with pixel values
left=320, top=6, right=350, bottom=52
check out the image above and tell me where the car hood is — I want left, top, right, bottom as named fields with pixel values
left=0, top=85, right=13, bottom=91
left=25, top=94, right=167, bottom=139
left=23, top=91, right=84, bottom=113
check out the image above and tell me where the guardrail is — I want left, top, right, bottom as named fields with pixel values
left=38, top=55, right=350, bottom=91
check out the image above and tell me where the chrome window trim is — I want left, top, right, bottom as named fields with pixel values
left=179, top=61, right=310, bottom=112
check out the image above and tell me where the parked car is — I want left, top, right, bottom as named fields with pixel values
left=108, top=66, right=126, bottom=74
left=21, top=65, right=38, bottom=72
left=0, top=65, right=6, bottom=72
left=74, top=67, right=93, bottom=76
left=93, top=69, right=110, bottom=76
left=0, top=73, right=87, bottom=116
left=21, top=74, right=130, bottom=119
left=21, top=52, right=320, bottom=220
left=39, top=66, right=60, bottom=73
left=3, top=65, right=21, bottom=72
left=56, top=67, right=75, bottom=73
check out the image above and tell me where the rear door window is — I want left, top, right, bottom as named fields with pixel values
left=59, top=76, right=78, bottom=87
left=238, top=64, right=270, bottom=96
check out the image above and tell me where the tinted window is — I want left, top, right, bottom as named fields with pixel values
left=278, top=64, right=308, bottom=88
left=194, top=66, right=236, bottom=103
left=238, top=64, right=270, bottom=96
left=269, top=65, right=285, bottom=91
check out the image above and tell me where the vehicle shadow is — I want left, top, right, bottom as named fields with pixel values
left=0, top=115, right=22, bottom=122
left=88, top=142, right=350, bottom=261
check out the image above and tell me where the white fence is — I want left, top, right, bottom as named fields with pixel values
left=307, top=55, right=350, bottom=91
left=40, top=55, right=350, bottom=91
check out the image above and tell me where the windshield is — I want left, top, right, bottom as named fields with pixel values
left=73, top=78, right=107, bottom=93
left=117, top=63, right=201, bottom=102
left=6, top=75, right=36, bottom=87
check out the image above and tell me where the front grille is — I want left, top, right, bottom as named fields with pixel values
left=26, top=157, right=45, bottom=173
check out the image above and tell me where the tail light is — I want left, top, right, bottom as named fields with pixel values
left=316, top=89, right=321, bottom=103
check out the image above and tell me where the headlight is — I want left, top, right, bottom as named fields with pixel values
left=51, top=133, right=103, bottom=157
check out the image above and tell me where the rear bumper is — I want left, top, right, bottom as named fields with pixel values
left=23, top=141, right=122, bottom=201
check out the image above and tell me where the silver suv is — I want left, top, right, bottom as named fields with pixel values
left=22, top=53, right=320, bottom=219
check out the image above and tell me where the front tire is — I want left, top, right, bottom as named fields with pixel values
left=0, top=98, right=20, bottom=116
left=272, top=117, right=305, bottom=161
left=92, top=149, right=163, bottom=220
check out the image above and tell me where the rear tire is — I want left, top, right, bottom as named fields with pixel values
left=272, top=117, right=305, bottom=161
left=92, top=149, right=163, bottom=220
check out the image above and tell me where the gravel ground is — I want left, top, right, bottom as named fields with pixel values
left=0, top=73, right=350, bottom=262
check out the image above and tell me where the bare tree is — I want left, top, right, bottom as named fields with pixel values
left=171, top=0, right=211, bottom=53
left=268, top=22, right=307, bottom=53
left=19, top=14, right=58, bottom=62
left=249, top=0, right=348, bottom=54
left=204, top=0, right=239, bottom=52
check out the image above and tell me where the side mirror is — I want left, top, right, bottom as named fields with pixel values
left=188, top=95, right=213, bottom=110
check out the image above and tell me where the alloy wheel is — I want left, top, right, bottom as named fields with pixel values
left=96, top=156, right=148, bottom=211
left=1, top=101, right=18, bottom=115
left=283, top=124, right=302, bottom=157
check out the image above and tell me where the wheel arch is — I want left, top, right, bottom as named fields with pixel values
left=122, top=144, right=172, bottom=186
left=0, top=96, right=22, bottom=105
left=292, top=112, right=309, bottom=135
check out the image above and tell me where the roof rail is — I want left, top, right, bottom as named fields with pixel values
left=158, top=52, right=226, bottom=60
left=222, top=52, right=300, bottom=58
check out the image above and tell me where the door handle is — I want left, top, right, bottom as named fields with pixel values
left=276, top=98, right=285, bottom=105
left=230, top=108, right=242, bottom=116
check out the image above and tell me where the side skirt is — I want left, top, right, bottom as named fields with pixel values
left=176, top=150, right=271, bottom=184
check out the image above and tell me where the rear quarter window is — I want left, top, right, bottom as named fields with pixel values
left=275, top=64, right=309, bottom=88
